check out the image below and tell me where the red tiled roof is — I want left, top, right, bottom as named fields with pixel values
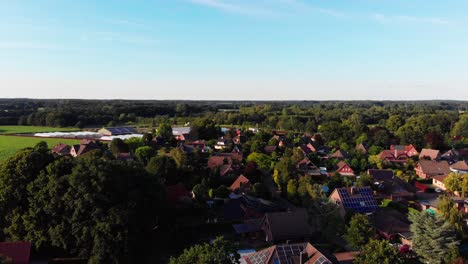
left=230, top=175, right=250, bottom=191
left=419, top=149, right=440, bottom=160
left=0, top=241, right=31, bottom=264
left=451, top=161, right=468, bottom=171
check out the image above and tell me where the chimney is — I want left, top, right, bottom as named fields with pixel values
left=350, top=187, right=357, bottom=195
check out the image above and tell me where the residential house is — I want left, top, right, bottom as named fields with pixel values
left=379, top=150, right=409, bottom=163
left=451, top=161, right=468, bottom=174
left=332, top=252, right=357, bottom=264
left=223, top=194, right=284, bottom=222
left=441, top=149, right=460, bottom=163
left=207, top=153, right=243, bottom=169
left=98, top=126, right=137, bottom=136
left=172, top=126, right=192, bottom=141
left=70, top=139, right=100, bottom=157
left=230, top=175, right=251, bottom=192
left=243, top=242, right=332, bottom=264
left=329, top=149, right=349, bottom=160
left=390, top=144, right=419, bottom=157
left=0, top=241, right=31, bottom=264
left=368, top=169, right=416, bottom=201
left=52, top=143, right=71, bottom=156
left=215, top=137, right=233, bottom=150
left=261, top=209, right=314, bottom=243
left=355, top=143, right=369, bottom=154
left=419, top=148, right=441, bottom=160
left=432, top=175, right=448, bottom=191
left=415, top=160, right=451, bottom=179
left=297, top=158, right=322, bottom=177
left=371, top=209, right=411, bottom=242
left=334, top=161, right=355, bottom=177
left=183, top=140, right=209, bottom=153
left=329, top=187, right=379, bottom=217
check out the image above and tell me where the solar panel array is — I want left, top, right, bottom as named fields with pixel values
left=245, top=248, right=271, bottom=264
left=105, top=127, right=137, bottom=135
left=338, top=187, right=378, bottom=214
left=274, top=244, right=305, bottom=264
left=315, top=256, right=332, bottom=264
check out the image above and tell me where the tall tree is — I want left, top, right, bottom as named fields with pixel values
left=409, top=211, right=459, bottom=264
left=344, top=214, right=374, bottom=250
left=156, top=122, right=173, bottom=142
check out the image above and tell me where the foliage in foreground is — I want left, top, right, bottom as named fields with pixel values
left=0, top=142, right=165, bottom=263
left=354, top=239, right=406, bottom=264
left=409, top=211, right=459, bottom=264
left=169, top=236, right=240, bottom=264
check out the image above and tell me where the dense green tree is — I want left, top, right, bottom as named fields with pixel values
left=287, top=179, right=298, bottom=202
left=169, top=236, right=240, bottom=264
left=192, top=184, right=208, bottom=201
left=109, top=138, right=130, bottom=156
left=409, top=211, right=459, bottom=264
left=354, top=239, right=405, bottom=264
left=214, top=185, right=230, bottom=199
left=444, top=172, right=463, bottom=196
left=135, top=146, right=155, bottom=165
left=437, top=195, right=464, bottom=234
left=169, top=147, right=188, bottom=169
left=0, top=142, right=53, bottom=240
left=344, top=214, right=374, bottom=250
left=146, top=155, right=177, bottom=183
left=247, top=152, right=272, bottom=171
left=125, top=137, right=145, bottom=152
left=451, top=113, right=468, bottom=138
left=156, top=122, right=173, bottom=141
left=386, top=115, right=404, bottom=132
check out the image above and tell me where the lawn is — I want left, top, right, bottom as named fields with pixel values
left=0, top=135, right=80, bottom=162
left=0, top=125, right=78, bottom=135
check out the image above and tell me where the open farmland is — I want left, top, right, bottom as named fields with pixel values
left=0, top=135, right=80, bottom=161
left=0, top=125, right=78, bottom=135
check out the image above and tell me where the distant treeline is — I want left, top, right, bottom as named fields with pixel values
left=0, top=99, right=466, bottom=132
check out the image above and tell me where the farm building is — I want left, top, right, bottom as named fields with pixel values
left=98, top=127, right=138, bottom=136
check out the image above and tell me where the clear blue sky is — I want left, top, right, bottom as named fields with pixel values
left=1, top=0, right=467, bottom=100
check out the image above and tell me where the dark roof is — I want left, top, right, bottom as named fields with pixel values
left=223, top=195, right=284, bottom=221
left=262, top=209, right=313, bottom=242
left=0, top=241, right=31, bottom=264
left=368, top=169, right=416, bottom=196
left=417, top=160, right=451, bottom=175
left=333, top=187, right=379, bottom=214
left=419, top=149, right=441, bottom=160
left=368, top=169, right=394, bottom=178
left=52, top=143, right=71, bottom=155
left=243, top=243, right=332, bottom=264
left=371, top=209, right=410, bottom=237
left=232, top=219, right=262, bottom=234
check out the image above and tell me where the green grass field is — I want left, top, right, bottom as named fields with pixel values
left=0, top=135, right=80, bottom=162
left=0, top=126, right=78, bottom=135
